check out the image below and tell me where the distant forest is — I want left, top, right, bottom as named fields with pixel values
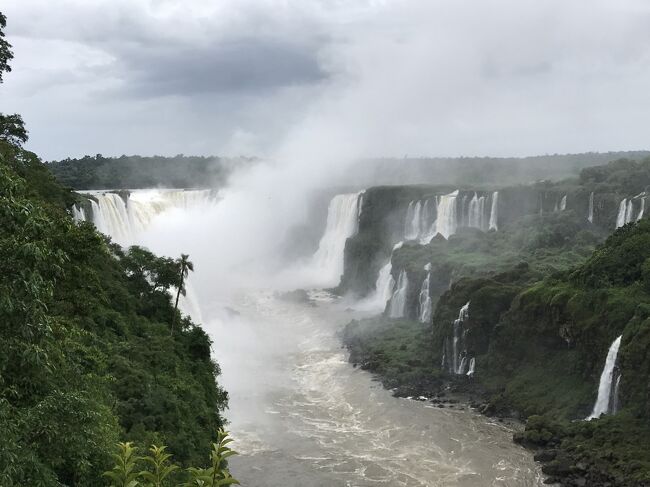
left=48, top=151, right=650, bottom=191
left=350, top=151, right=650, bottom=187
left=48, top=154, right=255, bottom=189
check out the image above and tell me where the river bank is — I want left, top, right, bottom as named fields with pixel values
left=341, top=316, right=649, bottom=487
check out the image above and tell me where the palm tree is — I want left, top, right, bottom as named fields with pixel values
left=171, top=253, right=193, bottom=335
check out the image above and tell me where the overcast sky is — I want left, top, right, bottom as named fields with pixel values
left=2, top=0, right=650, bottom=160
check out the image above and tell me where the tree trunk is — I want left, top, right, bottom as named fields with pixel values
left=171, top=270, right=184, bottom=335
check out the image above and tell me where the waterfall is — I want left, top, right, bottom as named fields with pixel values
left=450, top=301, right=470, bottom=374
left=388, top=269, right=409, bottom=318
left=625, top=199, right=635, bottom=224
left=488, top=191, right=499, bottom=231
left=587, top=192, right=594, bottom=223
left=418, top=264, right=432, bottom=323
left=559, top=195, right=567, bottom=211
left=616, top=199, right=629, bottom=228
left=404, top=200, right=423, bottom=240
left=77, top=189, right=215, bottom=246
left=72, top=204, right=86, bottom=222
left=432, top=190, right=459, bottom=240
left=587, top=335, right=623, bottom=420
left=637, top=197, right=645, bottom=221
left=466, top=357, right=476, bottom=377
left=467, top=193, right=486, bottom=230
left=312, top=192, right=363, bottom=285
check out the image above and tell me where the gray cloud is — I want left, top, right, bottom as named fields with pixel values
left=118, top=37, right=328, bottom=96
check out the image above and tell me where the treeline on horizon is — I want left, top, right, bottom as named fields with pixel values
left=352, top=151, right=650, bottom=186
left=48, top=153, right=256, bottom=190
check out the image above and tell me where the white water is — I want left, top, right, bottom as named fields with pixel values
left=451, top=302, right=471, bottom=375
left=404, top=200, right=423, bottom=240
left=587, top=335, right=623, bottom=420
left=616, top=199, right=628, bottom=228
left=223, top=291, right=543, bottom=486
left=72, top=204, right=86, bottom=222
left=616, top=197, right=644, bottom=228
left=433, top=190, right=459, bottom=240
left=467, top=357, right=476, bottom=377
left=637, top=197, right=645, bottom=221
left=467, top=193, right=486, bottom=230
left=587, top=192, right=594, bottom=223
left=488, top=191, right=499, bottom=231
left=388, top=269, right=409, bottom=318
left=77, top=189, right=215, bottom=246
left=418, top=264, right=432, bottom=323
left=559, top=195, right=567, bottom=211
left=311, top=192, right=363, bottom=287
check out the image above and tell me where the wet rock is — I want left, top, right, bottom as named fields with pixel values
left=542, top=459, right=572, bottom=477
left=534, top=450, right=557, bottom=462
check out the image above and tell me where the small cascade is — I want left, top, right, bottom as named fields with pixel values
left=466, top=357, right=476, bottom=377
left=588, top=192, right=594, bottom=223
left=312, top=192, right=363, bottom=285
left=616, top=199, right=627, bottom=228
left=467, top=193, right=487, bottom=230
left=361, top=241, right=404, bottom=311
left=449, top=301, right=470, bottom=374
left=78, top=189, right=215, bottom=246
left=637, top=197, right=645, bottom=221
left=433, top=190, right=459, bottom=240
left=612, top=375, right=622, bottom=414
left=418, top=263, right=432, bottom=323
left=388, top=269, right=409, bottom=318
left=488, top=191, right=499, bottom=231
left=403, top=198, right=437, bottom=242
left=616, top=198, right=639, bottom=228
left=559, top=195, right=567, bottom=211
left=72, top=204, right=86, bottom=222
left=404, top=200, right=423, bottom=240
left=587, top=335, right=623, bottom=420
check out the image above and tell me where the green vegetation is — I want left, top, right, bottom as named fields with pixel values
left=48, top=154, right=253, bottom=190
left=0, top=15, right=228, bottom=485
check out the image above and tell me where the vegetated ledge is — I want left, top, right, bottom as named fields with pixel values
left=341, top=221, right=650, bottom=487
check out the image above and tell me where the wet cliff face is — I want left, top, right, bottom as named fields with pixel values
left=340, top=171, right=646, bottom=303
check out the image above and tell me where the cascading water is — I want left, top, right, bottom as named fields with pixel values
left=637, top=196, right=645, bottom=221
left=388, top=269, right=409, bottom=318
left=467, top=193, right=486, bottom=230
left=587, top=335, right=623, bottom=420
left=559, top=195, right=567, bottom=211
left=616, top=198, right=642, bottom=228
left=312, top=192, right=363, bottom=286
left=75, top=189, right=215, bottom=246
left=488, top=191, right=499, bottom=231
left=588, top=192, right=594, bottom=223
left=449, top=301, right=470, bottom=375
left=418, top=263, right=432, bottom=323
left=404, top=200, right=423, bottom=240
left=466, top=357, right=476, bottom=377
left=72, top=205, right=86, bottom=222
left=432, top=190, right=459, bottom=240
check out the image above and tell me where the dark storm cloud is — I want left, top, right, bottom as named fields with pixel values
left=118, top=37, right=328, bottom=96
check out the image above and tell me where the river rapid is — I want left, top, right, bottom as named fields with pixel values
left=206, top=290, right=544, bottom=487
